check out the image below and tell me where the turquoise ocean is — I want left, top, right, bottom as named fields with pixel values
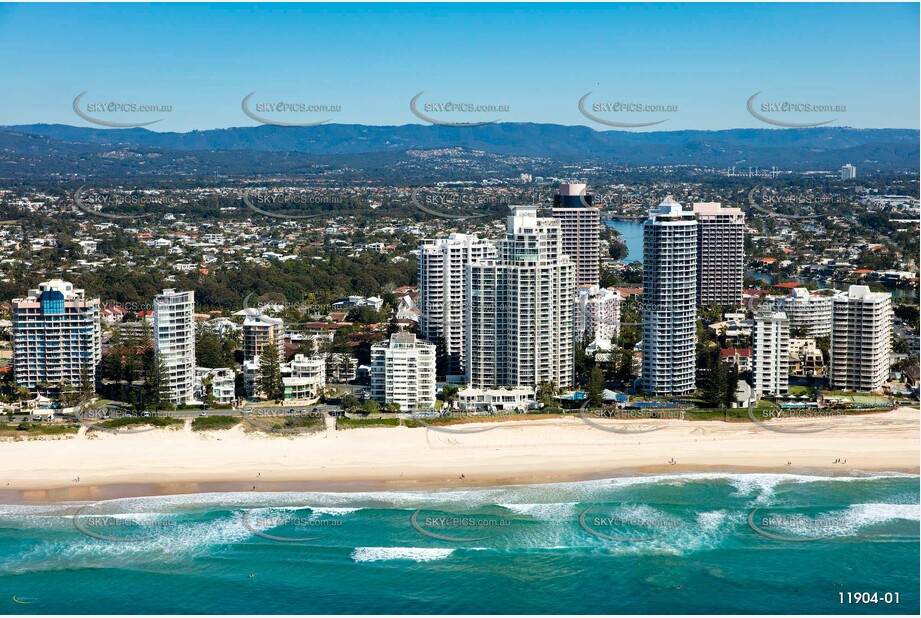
left=1, top=473, right=918, bottom=614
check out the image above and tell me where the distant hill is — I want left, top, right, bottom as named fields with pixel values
left=1, top=123, right=917, bottom=180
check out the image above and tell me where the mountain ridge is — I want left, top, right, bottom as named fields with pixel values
left=1, top=124, right=917, bottom=179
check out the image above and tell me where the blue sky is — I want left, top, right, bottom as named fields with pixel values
left=1, top=2, right=917, bottom=131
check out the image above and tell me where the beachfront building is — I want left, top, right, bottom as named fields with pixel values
left=243, top=358, right=259, bottom=398
left=281, top=354, right=326, bottom=402
left=455, top=386, right=536, bottom=411
left=789, top=338, right=826, bottom=377
left=370, top=332, right=436, bottom=412
left=830, top=285, right=892, bottom=391
left=243, top=314, right=285, bottom=362
left=467, top=205, right=575, bottom=390
left=720, top=347, right=752, bottom=373
left=11, top=279, right=101, bottom=392
left=551, top=182, right=601, bottom=286
left=418, top=233, right=496, bottom=381
left=574, top=285, right=622, bottom=345
left=153, top=289, right=196, bottom=405
left=693, top=202, right=744, bottom=307
left=194, top=367, right=236, bottom=405
left=326, top=352, right=358, bottom=383
left=752, top=307, right=790, bottom=398
left=641, top=198, right=698, bottom=396
left=772, top=288, right=833, bottom=338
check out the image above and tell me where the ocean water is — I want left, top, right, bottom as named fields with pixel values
left=0, top=473, right=918, bottom=615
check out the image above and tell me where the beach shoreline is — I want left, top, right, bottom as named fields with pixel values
left=1, top=466, right=914, bottom=505
left=1, top=407, right=917, bottom=503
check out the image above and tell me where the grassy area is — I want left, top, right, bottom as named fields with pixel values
left=95, top=417, right=184, bottom=430
left=423, top=413, right=568, bottom=426
left=683, top=407, right=753, bottom=422
left=191, top=415, right=241, bottom=431
left=787, top=385, right=813, bottom=396
left=0, top=422, right=80, bottom=437
left=821, top=390, right=890, bottom=405
left=246, top=413, right=324, bottom=433
left=336, top=417, right=402, bottom=430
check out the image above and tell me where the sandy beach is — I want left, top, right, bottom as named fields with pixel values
left=1, top=407, right=917, bottom=502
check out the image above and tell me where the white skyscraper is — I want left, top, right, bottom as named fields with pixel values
left=551, top=182, right=601, bottom=286
left=467, top=205, right=575, bottom=389
left=840, top=164, right=857, bottom=180
left=693, top=202, right=745, bottom=307
left=752, top=307, right=790, bottom=398
left=12, top=279, right=101, bottom=391
left=418, top=234, right=496, bottom=381
left=830, top=285, right=892, bottom=391
left=772, top=288, right=833, bottom=338
left=642, top=197, right=697, bottom=396
left=574, top=285, right=622, bottom=345
left=153, top=289, right=196, bottom=405
left=370, top=332, right=436, bottom=412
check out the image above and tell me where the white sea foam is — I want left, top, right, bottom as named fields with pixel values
left=848, top=502, right=920, bottom=522
left=4, top=471, right=909, bottom=516
left=696, top=510, right=730, bottom=531
left=497, top=502, right=577, bottom=520
left=764, top=501, right=920, bottom=539
left=1, top=512, right=253, bottom=575
left=350, top=547, right=454, bottom=563
left=307, top=507, right=362, bottom=517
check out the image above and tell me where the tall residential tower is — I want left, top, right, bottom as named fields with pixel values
left=467, top=206, right=575, bottom=389
left=642, top=198, right=698, bottom=396
left=370, top=332, right=437, bottom=412
left=153, top=289, right=197, bottom=405
left=830, top=285, right=892, bottom=391
left=418, top=234, right=496, bottom=381
left=693, top=202, right=745, bottom=307
left=11, top=279, right=101, bottom=391
left=551, top=183, right=600, bottom=286
left=752, top=307, right=790, bottom=398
